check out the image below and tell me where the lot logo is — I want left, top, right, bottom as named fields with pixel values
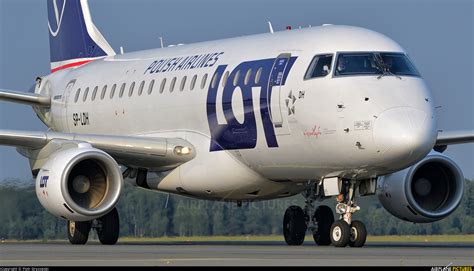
left=39, top=176, right=49, bottom=188
left=206, top=57, right=296, bottom=151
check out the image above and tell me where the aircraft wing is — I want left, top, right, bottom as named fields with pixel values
left=0, top=89, right=50, bottom=107
left=0, top=129, right=195, bottom=170
left=435, top=130, right=474, bottom=146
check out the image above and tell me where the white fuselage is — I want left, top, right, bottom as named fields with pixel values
left=38, top=25, right=437, bottom=200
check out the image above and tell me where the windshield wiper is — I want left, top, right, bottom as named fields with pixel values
left=374, top=54, right=401, bottom=80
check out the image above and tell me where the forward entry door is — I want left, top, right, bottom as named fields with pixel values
left=267, top=53, right=291, bottom=135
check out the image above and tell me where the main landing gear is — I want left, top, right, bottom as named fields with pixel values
left=67, top=207, right=120, bottom=245
left=283, top=179, right=367, bottom=247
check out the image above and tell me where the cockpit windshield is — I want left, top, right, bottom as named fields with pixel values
left=334, top=52, right=420, bottom=77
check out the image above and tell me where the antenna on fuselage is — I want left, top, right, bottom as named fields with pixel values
left=159, top=37, right=164, bottom=48
left=268, top=21, right=274, bottom=34
left=120, top=46, right=124, bottom=55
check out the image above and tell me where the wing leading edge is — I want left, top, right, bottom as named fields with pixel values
left=0, top=129, right=195, bottom=171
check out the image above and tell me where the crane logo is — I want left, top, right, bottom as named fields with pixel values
left=48, top=0, right=67, bottom=37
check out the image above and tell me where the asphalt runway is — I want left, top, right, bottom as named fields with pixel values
left=0, top=241, right=473, bottom=266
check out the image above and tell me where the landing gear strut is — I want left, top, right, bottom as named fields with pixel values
left=67, top=207, right=120, bottom=245
left=330, top=180, right=366, bottom=247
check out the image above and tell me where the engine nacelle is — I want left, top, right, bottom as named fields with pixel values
left=377, top=151, right=464, bottom=223
left=36, top=143, right=123, bottom=221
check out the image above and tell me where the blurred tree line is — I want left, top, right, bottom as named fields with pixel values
left=0, top=180, right=472, bottom=240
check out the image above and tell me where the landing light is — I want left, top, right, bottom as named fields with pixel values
left=174, top=146, right=192, bottom=156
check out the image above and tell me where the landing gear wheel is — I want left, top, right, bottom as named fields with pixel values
left=283, top=206, right=307, bottom=246
left=330, top=220, right=351, bottom=247
left=349, top=220, right=367, bottom=247
left=312, top=205, right=334, bottom=246
left=67, top=220, right=91, bottom=245
left=97, top=208, right=120, bottom=245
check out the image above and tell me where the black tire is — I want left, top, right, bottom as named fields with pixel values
left=283, top=206, right=307, bottom=246
left=312, top=205, right=334, bottom=246
left=67, top=220, right=91, bottom=245
left=97, top=208, right=120, bottom=245
left=330, top=220, right=351, bottom=247
left=349, top=220, right=367, bottom=247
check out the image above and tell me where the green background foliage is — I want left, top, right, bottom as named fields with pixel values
left=0, top=180, right=472, bottom=240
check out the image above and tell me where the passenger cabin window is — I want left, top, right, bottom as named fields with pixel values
left=82, top=87, right=89, bottom=102
left=233, top=70, right=240, bottom=86
left=334, top=52, right=420, bottom=77
left=159, top=79, right=166, bottom=93
left=170, top=77, right=176, bottom=92
left=201, top=74, right=208, bottom=89
left=128, top=82, right=135, bottom=97
left=110, top=84, right=116, bottom=99
left=244, top=69, right=252, bottom=85
left=148, top=80, right=155, bottom=95
left=305, top=54, right=333, bottom=79
left=138, top=81, right=145, bottom=96
left=180, top=76, right=187, bottom=91
left=222, top=71, right=229, bottom=87
left=101, top=85, right=107, bottom=100
left=119, top=83, right=126, bottom=98
left=211, top=72, right=219, bottom=89
left=91, top=86, right=98, bottom=101
left=190, top=75, right=197, bottom=90
left=74, top=88, right=81, bottom=103
left=255, top=68, right=262, bottom=84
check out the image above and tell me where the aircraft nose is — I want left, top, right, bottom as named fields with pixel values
left=373, top=107, right=437, bottom=164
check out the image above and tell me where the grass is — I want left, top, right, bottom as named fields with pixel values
left=4, top=234, right=472, bottom=243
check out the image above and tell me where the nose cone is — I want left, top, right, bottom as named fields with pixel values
left=373, top=107, right=437, bottom=167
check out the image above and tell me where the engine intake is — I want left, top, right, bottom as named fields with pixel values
left=36, top=144, right=123, bottom=221
left=377, top=152, right=464, bottom=223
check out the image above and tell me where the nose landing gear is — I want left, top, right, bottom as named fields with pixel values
left=331, top=180, right=367, bottom=247
left=348, top=220, right=367, bottom=247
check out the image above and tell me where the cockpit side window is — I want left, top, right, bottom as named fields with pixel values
left=304, top=54, right=333, bottom=80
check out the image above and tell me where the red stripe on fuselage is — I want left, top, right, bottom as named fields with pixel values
left=51, top=60, right=93, bottom=73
